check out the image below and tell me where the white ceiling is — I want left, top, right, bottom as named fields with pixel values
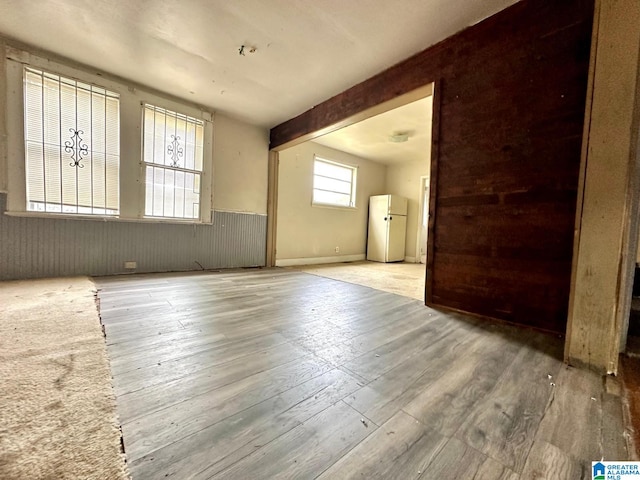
left=0, top=0, right=517, bottom=128
left=313, top=96, right=433, bottom=166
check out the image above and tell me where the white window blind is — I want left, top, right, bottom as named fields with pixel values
left=143, top=104, right=204, bottom=220
left=313, top=157, right=357, bottom=207
left=23, top=67, right=120, bottom=214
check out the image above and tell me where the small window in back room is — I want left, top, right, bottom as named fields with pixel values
left=312, top=156, right=357, bottom=208
left=23, top=67, right=120, bottom=215
left=143, top=104, right=204, bottom=220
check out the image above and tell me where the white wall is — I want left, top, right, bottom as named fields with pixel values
left=385, top=159, right=430, bottom=260
left=213, top=115, right=269, bottom=214
left=0, top=40, right=270, bottom=279
left=0, top=41, right=269, bottom=216
left=276, top=141, right=386, bottom=264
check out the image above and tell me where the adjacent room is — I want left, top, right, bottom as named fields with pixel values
left=274, top=94, right=433, bottom=300
left=1, top=1, right=640, bottom=479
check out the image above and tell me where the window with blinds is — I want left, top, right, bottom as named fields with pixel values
left=23, top=68, right=120, bottom=215
left=143, top=104, right=204, bottom=220
left=312, top=157, right=357, bottom=208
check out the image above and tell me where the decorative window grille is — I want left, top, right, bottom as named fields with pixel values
left=143, top=104, right=204, bottom=219
left=312, top=157, right=357, bottom=207
left=23, top=68, right=120, bottom=214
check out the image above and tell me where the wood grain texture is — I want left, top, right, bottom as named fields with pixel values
left=116, top=341, right=308, bottom=423
left=122, top=355, right=332, bottom=461
left=426, top=437, right=519, bottom=480
left=317, top=411, right=447, bottom=480
left=129, top=368, right=361, bottom=480
left=403, top=331, right=521, bottom=436
left=343, top=318, right=484, bottom=425
left=270, top=0, right=594, bottom=333
left=211, top=401, right=374, bottom=480
left=533, top=366, right=602, bottom=463
left=96, top=269, right=629, bottom=479
left=456, top=336, right=564, bottom=473
left=602, top=391, right=629, bottom=460
left=520, top=440, right=585, bottom=480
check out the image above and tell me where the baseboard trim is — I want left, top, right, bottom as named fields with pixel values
left=404, top=256, right=416, bottom=263
left=276, top=254, right=365, bottom=267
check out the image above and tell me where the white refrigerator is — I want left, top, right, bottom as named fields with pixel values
left=367, top=194, right=408, bottom=263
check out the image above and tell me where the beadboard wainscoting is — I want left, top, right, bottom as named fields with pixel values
left=0, top=194, right=266, bottom=280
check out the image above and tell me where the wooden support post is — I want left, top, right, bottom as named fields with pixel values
left=266, top=151, right=279, bottom=267
left=566, top=0, right=640, bottom=374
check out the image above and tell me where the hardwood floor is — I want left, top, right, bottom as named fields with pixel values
left=95, top=269, right=628, bottom=480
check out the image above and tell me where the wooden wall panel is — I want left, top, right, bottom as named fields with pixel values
left=271, top=0, right=594, bottom=333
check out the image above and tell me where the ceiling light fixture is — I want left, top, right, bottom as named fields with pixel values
left=389, top=132, right=409, bottom=143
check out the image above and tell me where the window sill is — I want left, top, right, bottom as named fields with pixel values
left=311, top=202, right=357, bottom=211
left=3, top=210, right=213, bottom=225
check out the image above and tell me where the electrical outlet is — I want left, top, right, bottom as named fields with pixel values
left=124, top=261, right=137, bottom=269
left=335, top=246, right=340, bottom=253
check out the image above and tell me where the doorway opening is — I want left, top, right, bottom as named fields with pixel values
left=266, top=84, right=435, bottom=301
left=416, top=175, right=429, bottom=265
left=273, top=94, right=433, bottom=267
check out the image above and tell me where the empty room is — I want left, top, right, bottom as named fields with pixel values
left=1, top=0, right=640, bottom=479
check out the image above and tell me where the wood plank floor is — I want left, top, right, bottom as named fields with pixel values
left=95, top=269, right=629, bottom=480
